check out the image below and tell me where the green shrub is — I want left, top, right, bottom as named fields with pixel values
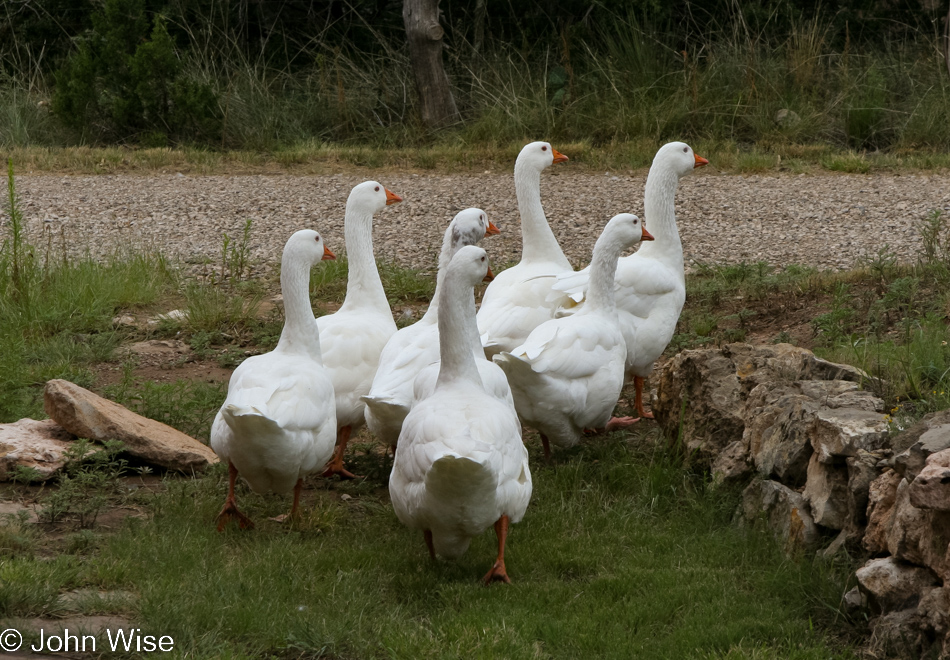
left=52, top=0, right=220, bottom=143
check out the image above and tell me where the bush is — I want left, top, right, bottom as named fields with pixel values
left=52, top=0, right=220, bottom=143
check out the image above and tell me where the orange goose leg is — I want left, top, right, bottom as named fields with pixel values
left=270, top=478, right=303, bottom=523
left=540, top=434, right=551, bottom=462
left=216, top=460, right=255, bottom=531
left=482, top=515, right=513, bottom=585
left=322, top=425, right=361, bottom=479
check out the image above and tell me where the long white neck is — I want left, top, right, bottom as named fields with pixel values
left=515, top=161, right=571, bottom=267
left=583, top=233, right=625, bottom=314
left=636, top=165, right=685, bottom=281
left=276, top=254, right=322, bottom=362
left=340, top=205, right=389, bottom=312
left=420, top=229, right=457, bottom=323
left=436, top=271, right=483, bottom=389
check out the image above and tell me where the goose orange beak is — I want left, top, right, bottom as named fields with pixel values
left=483, top=266, right=495, bottom=283
left=323, top=245, right=336, bottom=260
left=694, top=154, right=709, bottom=168
left=385, top=189, right=402, bottom=205
left=641, top=227, right=655, bottom=241
left=485, top=221, right=501, bottom=236
left=552, top=148, right=569, bottom=164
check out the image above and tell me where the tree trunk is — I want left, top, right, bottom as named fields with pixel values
left=402, top=0, right=460, bottom=128
left=945, top=2, right=950, bottom=78
left=472, top=0, right=487, bottom=54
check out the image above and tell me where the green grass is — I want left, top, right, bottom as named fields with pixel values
left=0, top=429, right=858, bottom=659
left=4, top=140, right=950, bottom=177
left=0, top=164, right=180, bottom=422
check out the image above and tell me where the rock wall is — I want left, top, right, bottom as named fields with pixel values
left=654, top=344, right=950, bottom=658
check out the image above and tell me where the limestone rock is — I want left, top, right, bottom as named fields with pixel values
left=845, top=450, right=884, bottom=541
left=843, top=586, right=866, bottom=614
left=810, top=407, right=889, bottom=463
left=864, top=469, right=903, bottom=554
left=655, top=342, right=879, bottom=467
left=795, top=379, right=883, bottom=412
left=745, top=383, right=818, bottom=487
left=892, top=411, right=950, bottom=480
left=803, top=453, right=849, bottom=529
left=740, top=479, right=819, bottom=551
left=818, top=529, right=849, bottom=558
left=886, top=478, right=950, bottom=581
left=868, top=608, right=923, bottom=658
left=711, top=440, right=752, bottom=484
left=918, top=586, right=950, bottom=637
left=856, top=556, right=940, bottom=612
left=0, top=418, right=79, bottom=481
left=44, top=379, right=218, bottom=472
left=910, top=448, right=950, bottom=511
left=653, top=348, right=746, bottom=458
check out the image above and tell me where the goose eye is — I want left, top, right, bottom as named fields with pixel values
left=480, top=214, right=484, bottom=220
left=541, top=146, right=547, bottom=151
left=481, top=256, right=485, bottom=261
left=374, top=186, right=380, bottom=192
left=683, top=147, right=688, bottom=153
left=315, top=234, right=320, bottom=241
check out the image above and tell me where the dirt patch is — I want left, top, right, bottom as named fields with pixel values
left=94, top=348, right=234, bottom=389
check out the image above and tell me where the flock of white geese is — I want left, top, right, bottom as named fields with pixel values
left=209, top=140, right=709, bottom=583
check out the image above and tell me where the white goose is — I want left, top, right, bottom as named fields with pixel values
left=210, top=229, right=337, bottom=529
left=552, top=142, right=708, bottom=417
left=318, top=181, right=402, bottom=478
left=476, top=141, right=570, bottom=358
left=362, top=208, right=499, bottom=452
left=390, top=246, right=532, bottom=584
left=411, top=257, right=514, bottom=409
left=495, top=214, right=653, bottom=457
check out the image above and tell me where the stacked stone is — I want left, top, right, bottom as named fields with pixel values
left=654, top=343, right=950, bottom=658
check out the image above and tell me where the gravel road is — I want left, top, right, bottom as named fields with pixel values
left=7, top=169, right=950, bottom=275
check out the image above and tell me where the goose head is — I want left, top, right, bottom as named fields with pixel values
left=515, top=141, right=569, bottom=173
left=285, top=229, right=336, bottom=266
left=448, top=208, right=499, bottom=252
left=449, top=245, right=494, bottom=287
left=601, top=213, right=654, bottom=250
left=347, top=180, right=403, bottom=214
left=655, top=142, right=709, bottom=177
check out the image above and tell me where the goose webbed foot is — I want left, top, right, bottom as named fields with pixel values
left=321, top=426, right=362, bottom=479
left=216, top=460, right=255, bottom=531
left=604, top=416, right=640, bottom=432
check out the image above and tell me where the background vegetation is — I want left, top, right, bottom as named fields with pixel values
left=1, top=0, right=949, bottom=153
